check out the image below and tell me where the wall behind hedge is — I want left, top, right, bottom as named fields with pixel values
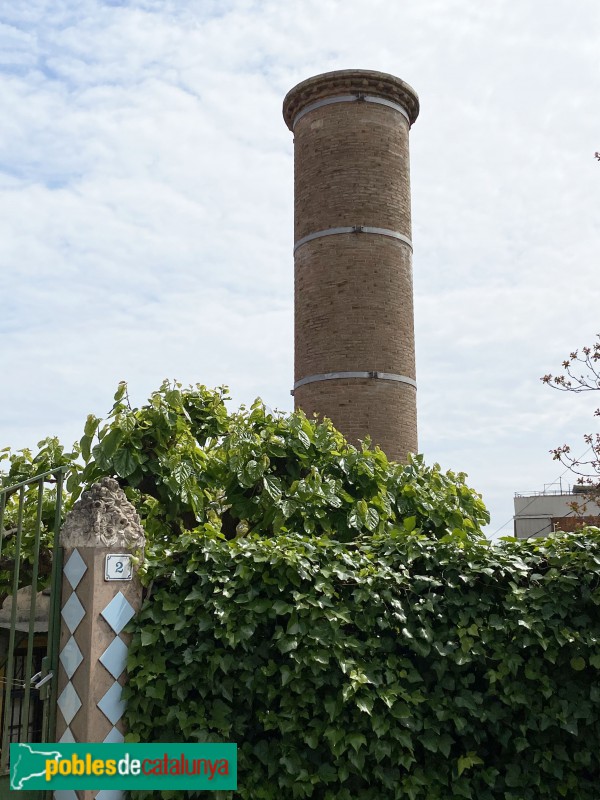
left=124, top=527, right=600, bottom=800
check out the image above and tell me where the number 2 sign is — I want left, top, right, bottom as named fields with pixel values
left=105, top=554, right=133, bottom=581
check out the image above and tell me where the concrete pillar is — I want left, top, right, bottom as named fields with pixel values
left=55, top=477, right=145, bottom=800
left=283, top=70, right=420, bottom=461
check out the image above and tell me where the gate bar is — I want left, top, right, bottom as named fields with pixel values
left=0, top=467, right=67, bottom=774
left=43, top=468, right=65, bottom=743
left=20, top=480, right=45, bottom=743
left=0, top=485, right=25, bottom=773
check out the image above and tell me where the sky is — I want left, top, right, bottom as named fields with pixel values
left=0, top=0, right=599, bottom=536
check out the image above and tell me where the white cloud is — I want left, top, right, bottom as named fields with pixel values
left=1, top=0, right=599, bottom=536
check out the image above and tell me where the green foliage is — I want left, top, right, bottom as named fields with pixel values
left=0, top=439, right=77, bottom=597
left=78, top=381, right=488, bottom=551
left=75, top=381, right=230, bottom=550
left=125, top=527, right=600, bottom=799
left=8, top=379, right=556, bottom=799
left=1, top=437, right=77, bottom=488
left=0, top=381, right=232, bottom=593
left=4, top=380, right=600, bottom=796
left=3, top=380, right=489, bottom=568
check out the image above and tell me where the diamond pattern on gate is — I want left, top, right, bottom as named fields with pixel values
left=61, top=591, right=85, bottom=633
left=57, top=681, right=82, bottom=726
left=99, top=636, right=128, bottom=680
left=103, top=726, right=125, bottom=744
left=101, top=592, right=135, bottom=635
left=96, top=592, right=132, bottom=729
left=59, top=726, right=75, bottom=743
left=59, top=636, right=83, bottom=680
left=63, top=549, right=87, bottom=590
left=97, top=682, right=126, bottom=726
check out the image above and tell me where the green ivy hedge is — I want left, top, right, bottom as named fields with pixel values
left=4, top=382, right=599, bottom=796
left=125, top=526, right=600, bottom=800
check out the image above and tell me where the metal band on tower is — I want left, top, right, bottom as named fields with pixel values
left=283, top=69, right=419, bottom=461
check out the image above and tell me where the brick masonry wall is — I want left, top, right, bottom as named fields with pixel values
left=284, top=70, right=419, bottom=462
left=293, top=102, right=412, bottom=240
left=295, top=236, right=415, bottom=377
left=295, top=379, right=418, bottom=463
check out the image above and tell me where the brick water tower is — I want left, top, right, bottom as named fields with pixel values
left=283, top=69, right=419, bottom=461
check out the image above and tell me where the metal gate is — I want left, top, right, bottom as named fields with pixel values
left=0, top=469, right=65, bottom=784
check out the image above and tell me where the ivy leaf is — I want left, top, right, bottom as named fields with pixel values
left=263, top=475, right=282, bottom=502
left=297, top=429, right=311, bottom=449
left=457, top=752, right=484, bottom=776
left=98, top=427, right=124, bottom=459
left=113, top=449, right=138, bottom=478
left=140, top=629, right=158, bottom=647
left=364, top=507, right=379, bottom=532
left=420, top=729, right=439, bottom=753
left=357, top=500, right=369, bottom=522
left=81, top=414, right=101, bottom=461
left=346, top=733, right=366, bottom=752
left=113, top=381, right=127, bottom=402
left=79, top=434, right=93, bottom=463
left=240, top=459, right=264, bottom=486
left=84, top=413, right=101, bottom=438
left=209, top=699, right=232, bottom=733
left=348, top=508, right=360, bottom=529
left=404, top=515, right=417, bottom=532
left=356, top=696, right=374, bottom=715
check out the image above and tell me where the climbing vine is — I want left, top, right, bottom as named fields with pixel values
left=1, top=379, right=490, bottom=571
left=125, top=525, right=600, bottom=800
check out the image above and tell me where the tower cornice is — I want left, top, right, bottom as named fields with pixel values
left=282, top=69, right=420, bottom=131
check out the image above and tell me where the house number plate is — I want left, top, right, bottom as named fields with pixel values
left=105, top=554, right=133, bottom=581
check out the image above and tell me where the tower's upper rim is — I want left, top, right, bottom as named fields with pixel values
left=282, top=69, right=419, bottom=131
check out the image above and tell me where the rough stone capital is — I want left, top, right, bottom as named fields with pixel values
left=60, top=477, right=145, bottom=550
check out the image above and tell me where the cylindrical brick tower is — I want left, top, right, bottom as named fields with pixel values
left=283, top=69, right=419, bottom=461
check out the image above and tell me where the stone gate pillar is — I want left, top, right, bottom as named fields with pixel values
left=54, top=477, right=145, bottom=800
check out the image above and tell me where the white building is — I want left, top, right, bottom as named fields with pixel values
left=514, top=485, right=600, bottom=539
